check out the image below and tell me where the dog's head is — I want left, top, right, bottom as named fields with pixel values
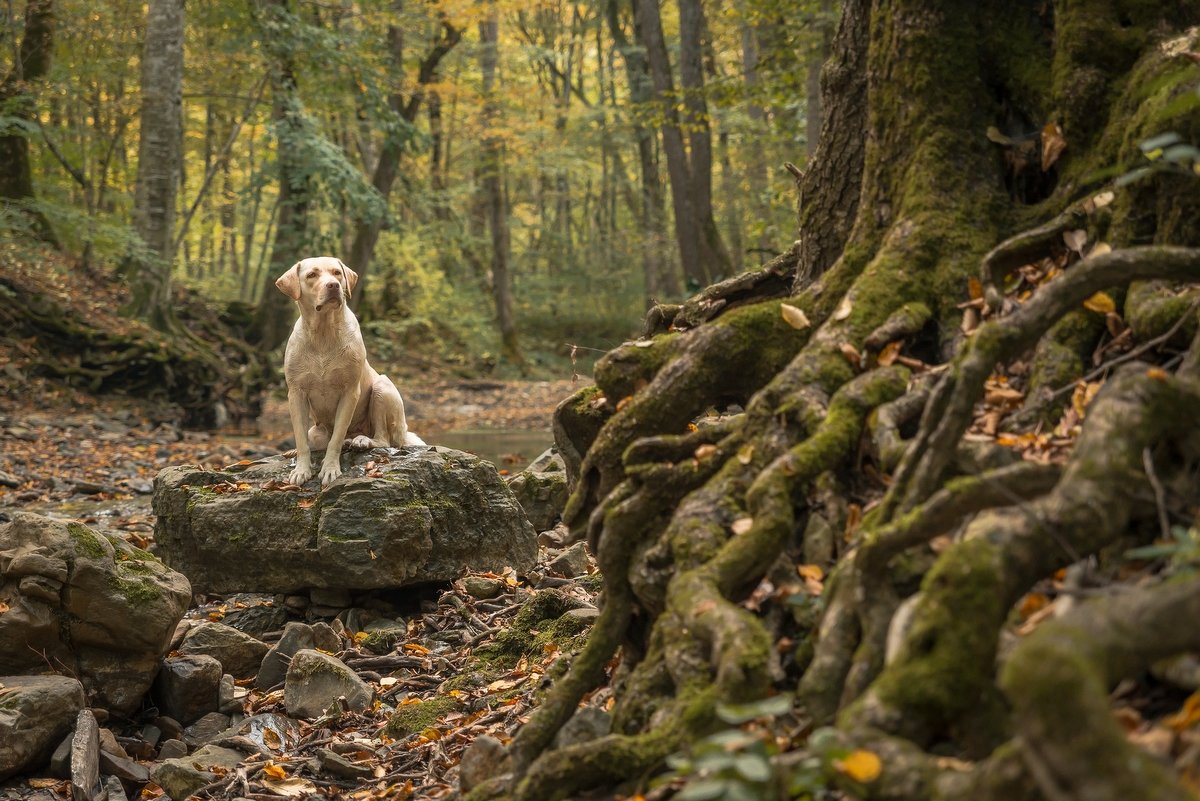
left=275, top=257, right=359, bottom=313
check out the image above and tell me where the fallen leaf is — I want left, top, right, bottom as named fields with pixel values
left=844, top=503, right=862, bottom=541
left=780, top=303, right=811, bottom=330
left=1063, top=229, right=1087, bottom=254
left=261, top=777, right=316, bottom=798
left=730, top=517, right=754, bottom=536
left=877, top=340, right=902, bottom=366
left=737, top=444, right=754, bottom=465
left=840, top=343, right=862, bottom=369
left=633, top=340, right=655, bottom=348
left=1089, top=242, right=1112, bottom=258
left=1041, top=121, right=1066, bottom=171
left=1083, top=292, right=1116, bottom=314
left=1018, top=592, right=1049, bottom=620
left=1146, top=367, right=1170, bottom=381
left=835, top=749, right=882, bottom=783
left=263, top=762, right=288, bottom=781
left=403, top=642, right=430, bottom=655
left=967, top=276, right=983, bottom=300
left=616, top=396, right=634, bottom=412
left=797, top=564, right=824, bottom=582
left=833, top=296, right=853, bottom=321
left=694, top=444, right=718, bottom=460
left=1092, top=190, right=1115, bottom=208
left=1165, top=692, right=1200, bottom=731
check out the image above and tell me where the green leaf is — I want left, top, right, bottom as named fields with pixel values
left=677, top=779, right=729, bottom=801
left=733, top=753, right=772, bottom=783
left=1141, top=132, right=1183, bottom=152
left=716, top=694, right=792, bottom=724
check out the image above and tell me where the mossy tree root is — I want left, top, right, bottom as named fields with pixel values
left=1001, top=576, right=1200, bottom=801
left=886, top=245, right=1200, bottom=520
left=847, top=365, right=1200, bottom=745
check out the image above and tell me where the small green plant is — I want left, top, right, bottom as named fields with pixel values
left=1117, top=132, right=1200, bottom=186
left=1125, top=525, right=1200, bottom=575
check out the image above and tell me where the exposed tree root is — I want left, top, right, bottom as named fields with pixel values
left=1002, top=576, right=1200, bottom=801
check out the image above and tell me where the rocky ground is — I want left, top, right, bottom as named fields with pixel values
left=0, top=376, right=591, bottom=801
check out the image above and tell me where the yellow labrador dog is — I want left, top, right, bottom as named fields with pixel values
left=276, top=256, right=423, bottom=486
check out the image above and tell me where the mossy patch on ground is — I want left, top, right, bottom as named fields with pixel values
left=385, top=695, right=460, bottom=738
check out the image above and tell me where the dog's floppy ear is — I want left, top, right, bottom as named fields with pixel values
left=338, top=260, right=359, bottom=298
left=275, top=262, right=303, bottom=300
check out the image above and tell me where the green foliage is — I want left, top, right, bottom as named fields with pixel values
left=1125, top=526, right=1200, bottom=575
left=1117, top=131, right=1200, bottom=186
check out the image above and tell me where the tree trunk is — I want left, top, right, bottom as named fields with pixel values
left=634, top=0, right=706, bottom=289
left=607, top=0, right=676, bottom=301
left=347, top=13, right=461, bottom=312
left=677, top=0, right=732, bottom=282
left=0, top=0, right=56, bottom=243
left=804, top=0, right=833, bottom=157
left=123, top=0, right=184, bottom=331
left=488, top=2, right=1200, bottom=800
left=478, top=7, right=522, bottom=366
left=250, top=0, right=312, bottom=349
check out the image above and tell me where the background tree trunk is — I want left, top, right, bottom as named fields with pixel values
left=251, top=0, right=312, bottom=349
left=0, top=0, right=56, bottom=243
left=634, top=0, right=706, bottom=289
left=478, top=7, right=522, bottom=366
left=125, top=0, right=185, bottom=330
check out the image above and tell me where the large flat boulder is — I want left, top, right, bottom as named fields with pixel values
left=0, top=513, right=192, bottom=715
left=0, top=675, right=85, bottom=781
left=153, top=447, right=537, bottom=594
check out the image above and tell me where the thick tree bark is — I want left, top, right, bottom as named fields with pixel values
left=478, top=9, right=522, bottom=365
left=0, top=0, right=56, bottom=242
left=125, top=0, right=185, bottom=330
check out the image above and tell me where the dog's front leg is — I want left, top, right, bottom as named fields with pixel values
left=287, top=390, right=315, bottom=485
left=319, top=385, right=361, bottom=485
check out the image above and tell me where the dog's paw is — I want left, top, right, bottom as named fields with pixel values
left=288, top=464, right=314, bottom=485
left=349, top=435, right=373, bottom=450
left=318, top=462, right=343, bottom=486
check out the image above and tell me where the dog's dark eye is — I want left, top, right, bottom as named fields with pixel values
left=307, top=272, right=317, bottom=279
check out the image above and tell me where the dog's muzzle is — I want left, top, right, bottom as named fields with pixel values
left=315, top=286, right=343, bottom=312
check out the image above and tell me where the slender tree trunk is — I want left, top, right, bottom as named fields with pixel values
left=678, top=0, right=731, bottom=281
left=251, top=0, right=313, bottom=349
left=125, top=0, right=184, bottom=330
left=0, top=0, right=56, bottom=243
left=634, top=0, right=706, bottom=289
left=739, top=13, right=771, bottom=261
left=608, top=0, right=675, bottom=300
left=478, top=8, right=522, bottom=366
left=347, top=12, right=460, bottom=312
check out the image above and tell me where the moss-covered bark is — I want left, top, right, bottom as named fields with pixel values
left=497, top=4, right=1200, bottom=800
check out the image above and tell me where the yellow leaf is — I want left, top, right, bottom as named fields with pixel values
left=736, top=444, right=754, bottom=465
left=616, top=395, right=634, bottom=412
left=1146, top=367, right=1170, bottom=381
left=780, top=303, right=811, bottom=330
left=1041, top=121, right=1067, bottom=171
left=263, top=763, right=288, bottom=781
left=797, top=564, right=824, bottom=581
left=403, top=642, right=430, bottom=655
left=877, top=340, right=902, bottom=367
left=833, top=296, right=853, bottom=321
left=1082, top=292, right=1116, bottom=314
left=967, top=276, right=983, bottom=300
left=730, top=517, right=753, bottom=536
left=835, top=749, right=882, bottom=783
left=1165, top=692, right=1200, bottom=731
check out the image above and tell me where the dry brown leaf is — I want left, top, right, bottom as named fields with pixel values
left=877, top=340, right=902, bottom=367
left=1146, top=367, right=1170, bottom=381
left=844, top=503, right=863, bottom=541
left=730, top=517, right=754, bottom=536
left=984, top=386, right=1024, bottom=407
left=616, top=395, right=634, bottom=412
left=780, top=303, right=811, bottom=330
left=1041, top=121, right=1067, bottom=171
left=694, top=444, right=719, bottom=460
left=1165, top=693, right=1200, bottom=731
left=1089, top=242, right=1112, bottom=258
left=1092, top=190, right=1115, bottom=209
left=840, top=342, right=862, bottom=369
left=263, top=763, right=288, bottom=781
left=967, top=276, right=984, bottom=300
left=736, top=444, right=754, bottom=465
left=1063, top=229, right=1088, bottom=254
